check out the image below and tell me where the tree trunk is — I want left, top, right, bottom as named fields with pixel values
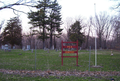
left=50, top=30, right=52, bottom=49
left=54, top=34, right=56, bottom=49
left=86, top=36, right=89, bottom=49
left=99, top=34, right=102, bottom=49
left=104, top=40, right=107, bottom=49
left=43, top=41, right=45, bottom=49
left=43, top=27, right=45, bottom=49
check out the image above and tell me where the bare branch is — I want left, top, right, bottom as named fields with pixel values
left=10, top=7, right=27, bottom=14
left=0, top=0, right=36, bottom=14
left=0, top=2, right=35, bottom=10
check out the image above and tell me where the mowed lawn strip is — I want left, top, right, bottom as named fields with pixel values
left=0, top=49, right=120, bottom=71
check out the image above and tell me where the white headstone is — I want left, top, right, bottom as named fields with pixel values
left=52, top=45, right=54, bottom=50
left=27, top=45, right=30, bottom=50
left=22, top=46, right=25, bottom=51
left=4, top=44, right=11, bottom=51
left=111, top=50, right=113, bottom=56
left=1, top=45, right=4, bottom=49
left=13, top=46, right=15, bottom=49
left=4, top=44, right=8, bottom=50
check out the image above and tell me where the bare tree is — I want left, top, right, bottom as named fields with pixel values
left=62, top=17, right=74, bottom=41
left=84, top=17, right=93, bottom=49
left=91, top=12, right=113, bottom=49
left=23, top=29, right=36, bottom=49
left=103, top=16, right=114, bottom=49
left=112, top=16, right=120, bottom=49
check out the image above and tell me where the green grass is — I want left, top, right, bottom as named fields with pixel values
left=0, top=49, right=120, bottom=81
left=0, top=49, right=120, bottom=71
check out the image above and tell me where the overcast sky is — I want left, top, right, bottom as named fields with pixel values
left=0, top=0, right=118, bottom=33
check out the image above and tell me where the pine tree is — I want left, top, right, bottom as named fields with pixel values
left=28, top=0, right=51, bottom=49
left=28, top=0, right=62, bottom=49
left=68, top=21, right=85, bottom=46
left=2, top=17, right=22, bottom=48
left=48, top=0, right=62, bottom=49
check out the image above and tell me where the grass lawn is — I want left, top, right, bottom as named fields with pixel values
left=0, top=49, right=120, bottom=80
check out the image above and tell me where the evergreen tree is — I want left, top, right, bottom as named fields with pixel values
left=48, top=0, right=62, bottom=49
left=2, top=17, right=22, bottom=48
left=28, top=0, right=51, bottom=49
left=28, top=0, right=62, bottom=49
left=68, top=21, right=85, bottom=46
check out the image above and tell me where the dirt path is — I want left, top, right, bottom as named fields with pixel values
left=0, top=69, right=120, bottom=77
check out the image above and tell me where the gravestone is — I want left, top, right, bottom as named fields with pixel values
left=27, top=45, right=30, bottom=50
left=22, top=46, right=25, bottom=51
left=100, top=47, right=102, bottom=50
left=55, top=48, right=58, bottom=52
left=52, top=45, right=54, bottom=50
left=4, top=44, right=8, bottom=51
left=1, top=45, right=4, bottom=49
left=44, top=47, right=47, bottom=51
left=8, top=46, right=11, bottom=51
left=79, top=47, right=81, bottom=50
left=31, top=49, right=33, bottom=53
left=13, top=46, right=15, bottom=49
left=111, top=50, right=113, bottom=56
left=44, top=47, right=49, bottom=52
left=4, top=44, right=11, bottom=51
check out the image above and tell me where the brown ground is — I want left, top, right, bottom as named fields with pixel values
left=0, top=69, right=120, bottom=77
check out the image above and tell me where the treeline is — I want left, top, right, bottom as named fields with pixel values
left=0, top=0, right=120, bottom=50
left=22, top=11, right=120, bottom=50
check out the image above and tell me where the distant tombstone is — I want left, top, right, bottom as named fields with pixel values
left=79, top=47, right=81, bottom=50
left=111, top=50, right=113, bottom=56
left=4, top=44, right=11, bottom=51
left=13, top=46, right=15, bottom=49
left=4, top=44, right=9, bottom=51
left=19, top=53, right=22, bottom=55
left=8, top=46, right=11, bottom=51
left=52, top=45, right=54, bottom=50
left=1, top=45, right=4, bottom=49
left=56, top=48, right=58, bottom=52
left=100, top=47, right=102, bottom=50
left=22, top=46, right=25, bottom=51
left=44, top=47, right=46, bottom=51
left=27, top=45, right=30, bottom=50
left=31, top=49, right=33, bottom=53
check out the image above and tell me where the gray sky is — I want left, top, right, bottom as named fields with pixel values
left=0, top=0, right=118, bottom=33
